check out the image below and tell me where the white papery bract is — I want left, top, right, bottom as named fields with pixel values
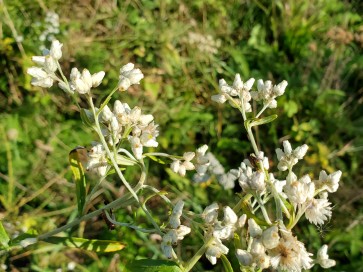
left=170, top=152, right=195, bottom=176
left=316, top=245, right=336, bottom=269
left=238, top=162, right=266, bottom=193
left=69, top=68, right=105, bottom=95
left=169, top=200, right=184, bottom=229
left=284, top=174, right=315, bottom=205
left=236, top=249, right=253, bottom=266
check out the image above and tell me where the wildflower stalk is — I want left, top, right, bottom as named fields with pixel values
left=88, top=96, right=162, bottom=234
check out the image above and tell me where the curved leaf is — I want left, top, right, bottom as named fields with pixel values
left=125, top=259, right=182, bottom=272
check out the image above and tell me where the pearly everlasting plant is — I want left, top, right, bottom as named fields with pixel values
left=20, top=40, right=342, bottom=271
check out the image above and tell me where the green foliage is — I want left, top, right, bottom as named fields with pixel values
left=0, top=0, right=362, bottom=270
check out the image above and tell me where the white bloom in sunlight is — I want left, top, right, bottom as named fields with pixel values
left=276, top=140, right=308, bottom=171
left=213, top=222, right=234, bottom=240
left=128, top=136, right=143, bottom=160
left=238, top=162, right=265, bottom=192
left=205, top=237, right=229, bottom=265
left=118, top=63, right=144, bottom=90
left=86, top=143, right=108, bottom=177
left=248, top=218, right=262, bottom=238
left=269, top=173, right=287, bottom=197
left=269, top=231, right=313, bottom=272
left=315, top=170, right=342, bottom=193
left=317, top=245, right=336, bottom=269
left=27, top=67, right=54, bottom=88
left=212, top=75, right=254, bottom=111
left=70, top=68, right=104, bottom=94
left=202, top=203, right=219, bottom=224
left=284, top=174, right=315, bottom=205
left=50, top=40, right=63, bottom=60
left=176, top=225, right=191, bottom=240
left=139, top=122, right=159, bottom=147
left=170, top=152, right=195, bottom=176
left=305, top=198, right=332, bottom=225
left=251, top=79, right=287, bottom=108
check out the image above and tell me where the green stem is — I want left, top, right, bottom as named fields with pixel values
left=38, top=193, right=135, bottom=240
left=183, top=237, right=214, bottom=272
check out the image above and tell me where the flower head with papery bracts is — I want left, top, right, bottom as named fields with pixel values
left=268, top=229, right=313, bottom=272
left=201, top=204, right=237, bottom=265
left=86, top=142, right=108, bottom=177
left=118, top=63, right=144, bottom=91
left=276, top=140, right=308, bottom=171
left=250, top=79, right=288, bottom=108
left=316, top=245, right=336, bottom=269
left=212, top=74, right=255, bottom=112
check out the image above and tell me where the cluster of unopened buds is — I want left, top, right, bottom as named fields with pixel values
left=27, top=40, right=341, bottom=271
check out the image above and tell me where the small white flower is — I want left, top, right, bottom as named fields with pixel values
left=205, top=237, right=229, bottom=265
left=118, top=63, right=144, bottom=90
left=315, top=170, right=342, bottom=193
left=305, top=198, right=332, bottom=225
left=27, top=67, right=54, bottom=88
left=211, top=94, right=227, bottom=104
left=101, top=105, right=114, bottom=122
left=317, top=245, right=336, bottom=269
left=276, top=141, right=308, bottom=171
left=284, top=174, right=315, bottom=205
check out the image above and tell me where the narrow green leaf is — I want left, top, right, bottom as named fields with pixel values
left=69, top=147, right=87, bottom=216
left=249, top=114, right=278, bottom=127
left=43, top=236, right=125, bottom=253
left=0, top=221, right=10, bottom=249
left=115, top=154, right=137, bottom=166
left=221, top=254, right=233, bottom=272
left=125, top=259, right=182, bottom=272
left=145, top=155, right=166, bottom=164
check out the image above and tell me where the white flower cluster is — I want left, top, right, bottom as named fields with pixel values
left=170, top=145, right=210, bottom=177
left=183, top=32, right=221, bottom=55
left=100, top=100, right=159, bottom=160
left=161, top=201, right=191, bottom=259
left=275, top=140, right=342, bottom=226
left=27, top=40, right=63, bottom=88
left=201, top=203, right=242, bottom=265
left=208, top=74, right=341, bottom=270
left=39, top=11, right=60, bottom=44
left=212, top=74, right=255, bottom=111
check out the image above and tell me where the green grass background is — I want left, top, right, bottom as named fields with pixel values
left=0, top=0, right=362, bottom=271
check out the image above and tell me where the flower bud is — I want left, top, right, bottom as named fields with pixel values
left=50, top=40, right=63, bottom=60
left=223, top=206, right=237, bottom=225
left=92, top=71, right=105, bottom=87
left=262, top=225, right=280, bottom=249
left=236, top=249, right=252, bottom=266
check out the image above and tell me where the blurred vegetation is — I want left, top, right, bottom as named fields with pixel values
left=0, top=0, right=362, bottom=271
